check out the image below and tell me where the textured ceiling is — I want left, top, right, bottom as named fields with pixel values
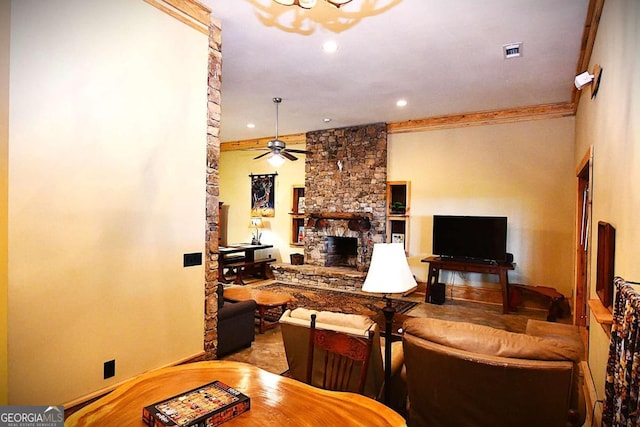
left=202, top=0, right=590, bottom=143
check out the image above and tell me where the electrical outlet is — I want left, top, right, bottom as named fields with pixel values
left=104, top=360, right=115, bottom=379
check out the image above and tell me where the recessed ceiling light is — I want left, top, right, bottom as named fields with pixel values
left=323, top=118, right=332, bottom=123
left=396, top=99, right=407, bottom=107
left=247, top=123, right=256, bottom=128
left=322, top=41, right=338, bottom=53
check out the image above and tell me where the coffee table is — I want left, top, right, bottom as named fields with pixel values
left=224, top=286, right=291, bottom=333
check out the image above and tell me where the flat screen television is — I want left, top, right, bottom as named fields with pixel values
left=432, top=215, right=508, bottom=262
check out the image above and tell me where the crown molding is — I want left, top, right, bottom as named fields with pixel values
left=221, top=102, right=575, bottom=151
left=143, top=0, right=211, bottom=35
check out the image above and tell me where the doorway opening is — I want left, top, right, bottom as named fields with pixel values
left=574, top=147, right=593, bottom=333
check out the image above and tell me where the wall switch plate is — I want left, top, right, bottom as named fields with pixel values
left=183, top=252, right=203, bottom=267
left=104, top=360, right=115, bottom=379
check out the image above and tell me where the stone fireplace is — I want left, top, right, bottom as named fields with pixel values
left=303, top=123, right=388, bottom=271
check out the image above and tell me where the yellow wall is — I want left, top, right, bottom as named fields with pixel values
left=221, top=118, right=576, bottom=297
left=7, top=0, right=208, bottom=404
left=0, top=0, right=10, bottom=406
left=388, top=118, right=576, bottom=294
left=219, top=147, right=306, bottom=262
left=575, top=0, right=640, bottom=399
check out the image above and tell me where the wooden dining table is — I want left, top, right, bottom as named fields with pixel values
left=66, top=361, right=406, bottom=426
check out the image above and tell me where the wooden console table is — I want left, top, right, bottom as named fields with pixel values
left=421, top=256, right=515, bottom=313
left=66, top=361, right=406, bottom=426
left=219, top=244, right=274, bottom=285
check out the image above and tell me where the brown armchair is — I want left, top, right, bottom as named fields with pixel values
left=402, top=317, right=584, bottom=427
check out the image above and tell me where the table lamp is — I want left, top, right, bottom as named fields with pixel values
left=249, top=217, right=264, bottom=245
left=362, top=242, right=417, bottom=405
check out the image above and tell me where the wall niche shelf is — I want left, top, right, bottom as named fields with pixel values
left=386, top=181, right=410, bottom=254
left=290, top=185, right=305, bottom=246
left=588, top=298, right=612, bottom=337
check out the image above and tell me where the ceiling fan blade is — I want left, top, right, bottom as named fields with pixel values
left=281, top=151, right=298, bottom=161
left=286, top=149, right=310, bottom=154
left=254, top=151, right=271, bottom=160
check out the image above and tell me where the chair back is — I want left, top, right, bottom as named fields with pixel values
left=306, top=313, right=374, bottom=394
left=403, top=317, right=576, bottom=427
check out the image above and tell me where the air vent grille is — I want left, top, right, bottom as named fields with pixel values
left=503, top=42, right=523, bottom=59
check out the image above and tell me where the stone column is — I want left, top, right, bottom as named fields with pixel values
left=204, top=19, right=222, bottom=360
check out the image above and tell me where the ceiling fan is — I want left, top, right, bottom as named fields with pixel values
left=254, top=97, right=309, bottom=165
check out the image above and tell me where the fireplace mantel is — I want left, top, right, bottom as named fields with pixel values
left=307, top=212, right=373, bottom=221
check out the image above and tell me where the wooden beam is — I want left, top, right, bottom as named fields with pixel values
left=143, top=0, right=211, bottom=35
left=572, top=0, right=605, bottom=108
left=220, top=103, right=575, bottom=151
left=387, top=102, right=575, bottom=134
left=221, top=133, right=307, bottom=152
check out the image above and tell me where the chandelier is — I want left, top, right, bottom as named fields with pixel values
left=273, top=0, right=353, bottom=9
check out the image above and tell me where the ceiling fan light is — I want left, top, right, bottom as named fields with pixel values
left=268, top=153, right=286, bottom=167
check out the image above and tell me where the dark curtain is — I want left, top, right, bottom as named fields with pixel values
left=603, top=277, right=640, bottom=426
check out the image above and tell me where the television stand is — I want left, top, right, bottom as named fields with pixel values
left=421, top=256, right=515, bottom=313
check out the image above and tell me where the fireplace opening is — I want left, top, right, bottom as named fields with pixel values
left=325, top=236, right=358, bottom=268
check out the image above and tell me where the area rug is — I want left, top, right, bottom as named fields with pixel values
left=255, top=282, right=417, bottom=318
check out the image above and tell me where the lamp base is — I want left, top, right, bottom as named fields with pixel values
left=382, top=295, right=395, bottom=405
left=251, top=238, right=261, bottom=245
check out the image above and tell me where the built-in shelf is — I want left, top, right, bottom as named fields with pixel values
left=588, top=298, right=612, bottom=337
left=386, top=181, right=410, bottom=254
left=290, top=185, right=305, bottom=246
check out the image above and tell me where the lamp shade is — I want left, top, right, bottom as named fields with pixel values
left=362, top=243, right=417, bottom=294
left=249, top=217, right=264, bottom=228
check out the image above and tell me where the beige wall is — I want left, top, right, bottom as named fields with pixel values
left=575, top=0, right=640, bottom=398
left=388, top=118, right=576, bottom=295
left=0, top=0, right=9, bottom=406
left=219, top=147, right=306, bottom=262
left=7, top=0, right=208, bottom=404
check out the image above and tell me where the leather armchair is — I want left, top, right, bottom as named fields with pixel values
left=279, top=308, right=405, bottom=404
left=216, top=284, right=257, bottom=357
left=402, top=317, right=583, bottom=427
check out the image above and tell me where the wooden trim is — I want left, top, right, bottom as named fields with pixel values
left=581, top=360, right=603, bottom=427
left=221, top=133, right=307, bottom=152
left=143, top=0, right=211, bottom=35
left=60, top=351, right=206, bottom=412
left=221, top=103, right=575, bottom=151
left=572, top=0, right=605, bottom=109
left=588, top=299, right=613, bottom=326
left=387, top=102, right=575, bottom=134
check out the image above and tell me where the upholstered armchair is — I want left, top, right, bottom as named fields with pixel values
left=279, top=308, right=405, bottom=405
left=216, top=284, right=257, bottom=357
left=402, top=317, right=584, bottom=427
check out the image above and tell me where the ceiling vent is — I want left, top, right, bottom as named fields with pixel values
left=503, top=42, right=523, bottom=59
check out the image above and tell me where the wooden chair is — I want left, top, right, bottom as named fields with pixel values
left=306, top=313, right=375, bottom=394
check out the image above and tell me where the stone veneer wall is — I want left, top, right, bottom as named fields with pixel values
left=304, top=123, right=387, bottom=270
left=204, top=21, right=222, bottom=360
